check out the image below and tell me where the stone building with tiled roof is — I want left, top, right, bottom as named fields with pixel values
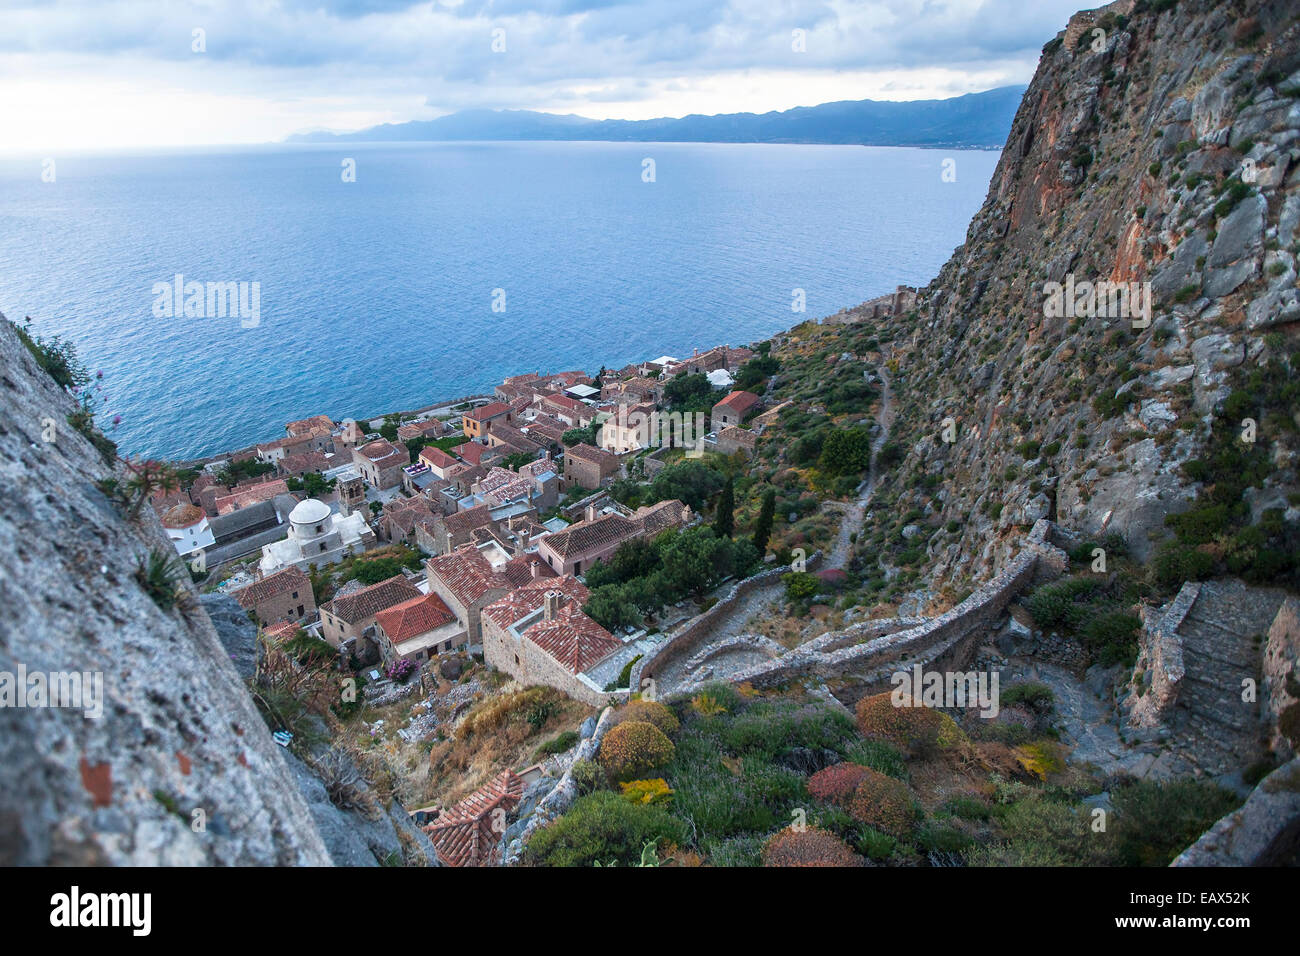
left=711, top=389, right=761, bottom=432
left=214, top=478, right=291, bottom=515
left=425, top=542, right=557, bottom=649
left=482, top=577, right=622, bottom=706
left=564, top=442, right=619, bottom=491
left=536, top=506, right=639, bottom=577
left=235, top=566, right=315, bottom=629
left=462, top=401, right=513, bottom=440
left=715, top=424, right=757, bottom=457
left=374, top=591, right=461, bottom=664
left=352, top=438, right=408, bottom=490
left=319, top=574, right=421, bottom=652
left=424, top=770, right=523, bottom=867
left=277, top=450, right=331, bottom=477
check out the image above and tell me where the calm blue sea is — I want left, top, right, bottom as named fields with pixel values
left=0, top=141, right=999, bottom=459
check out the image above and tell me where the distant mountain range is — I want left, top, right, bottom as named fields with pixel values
left=288, top=86, right=1026, bottom=149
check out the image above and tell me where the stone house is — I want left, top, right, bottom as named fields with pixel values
left=462, top=402, right=514, bottom=440
left=564, top=442, right=619, bottom=490
left=319, top=574, right=422, bottom=652
left=481, top=577, right=622, bottom=707
left=711, top=390, right=761, bottom=433
left=352, top=438, right=408, bottom=490
left=374, top=591, right=462, bottom=664
left=234, top=565, right=316, bottom=629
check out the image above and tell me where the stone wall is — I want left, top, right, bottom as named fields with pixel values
left=1124, top=583, right=1196, bottom=728
left=1263, top=597, right=1300, bottom=762
left=629, top=551, right=824, bottom=695
left=678, top=521, right=1067, bottom=700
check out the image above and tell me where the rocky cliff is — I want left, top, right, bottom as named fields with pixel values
left=855, top=0, right=1300, bottom=588
left=0, top=313, right=429, bottom=865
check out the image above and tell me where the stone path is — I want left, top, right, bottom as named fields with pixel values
left=654, top=364, right=895, bottom=693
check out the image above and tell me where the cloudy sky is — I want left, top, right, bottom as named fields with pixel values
left=1, top=0, right=1087, bottom=152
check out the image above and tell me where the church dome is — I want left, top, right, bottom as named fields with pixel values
left=288, top=498, right=331, bottom=526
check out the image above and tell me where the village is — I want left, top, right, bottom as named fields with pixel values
left=145, top=340, right=795, bottom=863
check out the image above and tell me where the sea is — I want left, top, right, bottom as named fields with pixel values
left=0, top=141, right=999, bottom=460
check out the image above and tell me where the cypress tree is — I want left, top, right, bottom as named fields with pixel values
left=752, top=487, right=775, bottom=554
left=713, top=477, right=735, bottom=538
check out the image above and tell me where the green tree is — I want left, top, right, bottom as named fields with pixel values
left=819, top=426, right=872, bottom=476
left=753, top=488, right=776, bottom=554
left=713, top=477, right=735, bottom=538
left=663, top=372, right=713, bottom=412
left=379, top=413, right=401, bottom=442
left=644, top=459, right=724, bottom=512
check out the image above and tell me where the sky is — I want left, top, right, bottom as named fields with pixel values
left=0, top=0, right=1090, bottom=153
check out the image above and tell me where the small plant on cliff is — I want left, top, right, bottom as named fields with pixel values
left=134, top=549, right=187, bottom=612
left=524, top=791, right=685, bottom=867
left=620, top=778, right=674, bottom=806
left=807, top=763, right=872, bottom=806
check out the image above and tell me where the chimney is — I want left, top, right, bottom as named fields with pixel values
left=544, top=590, right=561, bottom=621
left=530, top=558, right=540, bottom=579
left=585, top=504, right=597, bottom=523
left=520, top=528, right=532, bottom=552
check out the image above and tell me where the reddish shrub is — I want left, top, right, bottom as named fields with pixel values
left=847, top=768, right=918, bottom=837
left=807, top=763, right=871, bottom=806
left=854, top=691, right=964, bottom=758
left=762, top=826, right=862, bottom=867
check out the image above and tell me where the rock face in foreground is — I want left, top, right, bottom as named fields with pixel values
left=0, top=314, right=331, bottom=865
left=1173, top=758, right=1300, bottom=865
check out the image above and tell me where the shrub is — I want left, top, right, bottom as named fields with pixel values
left=847, top=769, right=918, bottom=837
left=762, top=826, right=862, bottom=867
left=1000, top=682, right=1055, bottom=711
left=854, top=692, right=964, bottom=758
left=807, top=763, right=871, bottom=806
left=1110, top=779, right=1241, bottom=866
left=598, top=720, right=675, bottom=782
left=619, top=778, right=674, bottom=806
left=534, top=729, right=580, bottom=758
left=611, top=699, right=680, bottom=736
left=570, top=759, right=607, bottom=795
left=843, top=738, right=907, bottom=779
left=524, top=791, right=686, bottom=867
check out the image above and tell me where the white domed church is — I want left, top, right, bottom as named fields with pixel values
left=259, top=497, right=375, bottom=574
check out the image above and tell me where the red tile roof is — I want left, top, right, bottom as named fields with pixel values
left=214, top=479, right=291, bottom=514
left=540, top=511, right=639, bottom=559
left=464, top=402, right=511, bottom=422
left=358, top=439, right=407, bottom=467
left=375, top=592, right=456, bottom=644
left=424, top=770, right=523, bottom=867
left=427, top=547, right=509, bottom=607
left=321, top=574, right=421, bottom=625
left=286, top=415, right=334, bottom=436
left=420, top=446, right=460, bottom=471
left=714, top=390, right=761, bottom=415
left=484, top=578, right=620, bottom=674
left=236, top=566, right=312, bottom=610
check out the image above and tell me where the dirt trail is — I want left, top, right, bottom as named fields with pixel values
left=655, top=364, right=895, bottom=692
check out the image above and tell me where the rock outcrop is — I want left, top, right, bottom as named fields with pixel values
left=0, top=314, right=334, bottom=865
left=853, top=0, right=1300, bottom=585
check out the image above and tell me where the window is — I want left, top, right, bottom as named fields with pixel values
left=296, top=605, right=304, bottom=616
left=514, top=655, right=520, bottom=666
